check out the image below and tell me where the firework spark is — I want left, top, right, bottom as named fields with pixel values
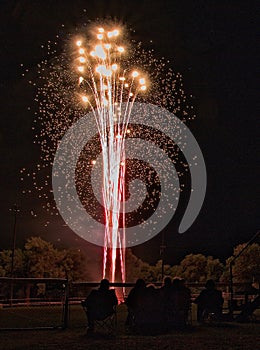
left=21, top=21, right=196, bottom=284
left=73, top=26, right=148, bottom=283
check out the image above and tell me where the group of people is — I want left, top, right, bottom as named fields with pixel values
left=83, top=277, right=224, bottom=334
left=125, top=277, right=191, bottom=331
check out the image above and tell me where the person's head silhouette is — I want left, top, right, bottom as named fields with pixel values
left=205, top=279, right=215, bottom=291
left=99, top=279, right=110, bottom=291
left=135, top=278, right=146, bottom=289
left=163, top=276, right=172, bottom=288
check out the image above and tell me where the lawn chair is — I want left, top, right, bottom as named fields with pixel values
left=81, top=296, right=117, bottom=335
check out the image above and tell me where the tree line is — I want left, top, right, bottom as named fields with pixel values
left=0, top=236, right=259, bottom=284
left=125, top=243, right=260, bottom=284
left=0, top=237, right=89, bottom=281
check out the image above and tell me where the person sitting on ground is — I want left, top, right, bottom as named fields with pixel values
left=235, top=292, right=260, bottom=322
left=83, top=279, right=118, bottom=333
left=160, top=276, right=172, bottom=300
left=138, top=283, right=163, bottom=332
left=125, top=278, right=146, bottom=327
left=178, top=278, right=191, bottom=324
left=194, top=279, right=223, bottom=322
left=167, top=277, right=191, bottom=327
left=160, top=277, right=172, bottom=325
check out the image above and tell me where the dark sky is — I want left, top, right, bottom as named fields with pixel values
left=0, top=0, right=259, bottom=267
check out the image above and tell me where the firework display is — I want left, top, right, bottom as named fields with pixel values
left=73, top=26, right=148, bottom=283
left=21, top=22, right=196, bottom=284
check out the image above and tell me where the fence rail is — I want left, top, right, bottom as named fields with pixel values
left=0, top=277, right=68, bottom=330
left=0, top=278, right=258, bottom=330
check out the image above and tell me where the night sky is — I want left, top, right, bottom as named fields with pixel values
left=0, top=0, right=259, bottom=268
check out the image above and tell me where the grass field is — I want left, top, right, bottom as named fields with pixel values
left=0, top=304, right=259, bottom=350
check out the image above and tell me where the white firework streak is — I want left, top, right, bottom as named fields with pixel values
left=74, top=28, right=147, bottom=283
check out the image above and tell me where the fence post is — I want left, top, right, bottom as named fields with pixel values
left=63, top=279, right=69, bottom=329
left=229, top=262, right=234, bottom=319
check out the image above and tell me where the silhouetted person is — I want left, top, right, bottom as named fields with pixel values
left=168, top=277, right=191, bottom=327
left=178, top=278, right=191, bottom=324
left=160, top=277, right=172, bottom=326
left=194, top=279, right=223, bottom=322
left=236, top=294, right=260, bottom=322
left=125, top=278, right=146, bottom=327
left=160, top=276, right=172, bottom=300
left=83, top=279, right=118, bottom=333
left=139, top=284, right=163, bottom=332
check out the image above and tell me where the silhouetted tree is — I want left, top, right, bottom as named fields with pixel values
left=0, top=237, right=90, bottom=281
left=0, top=248, right=25, bottom=277
left=170, top=254, right=223, bottom=282
left=221, top=243, right=260, bottom=284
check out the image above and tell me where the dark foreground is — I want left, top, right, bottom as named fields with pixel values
left=0, top=303, right=259, bottom=350
left=0, top=322, right=259, bottom=350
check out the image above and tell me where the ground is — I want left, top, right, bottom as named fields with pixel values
left=0, top=324, right=259, bottom=350
left=0, top=304, right=259, bottom=350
